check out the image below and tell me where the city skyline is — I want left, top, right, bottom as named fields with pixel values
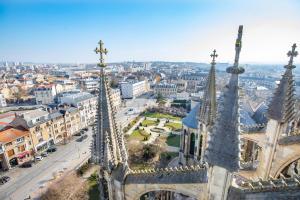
left=0, top=0, right=300, bottom=64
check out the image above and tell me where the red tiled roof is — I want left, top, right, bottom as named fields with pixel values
left=0, top=127, right=29, bottom=143
left=0, top=113, right=15, bottom=119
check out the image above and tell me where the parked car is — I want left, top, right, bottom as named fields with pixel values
left=36, top=156, right=43, bottom=161
left=76, top=134, right=88, bottom=142
left=74, top=132, right=82, bottom=136
left=0, top=176, right=10, bottom=185
left=82, top=127, right=88, bottom=131
left=20, top=161, right=32, bottom=168
left=47, top=146, right=57, bottom=153
left=76, top=136, right=83, bottom=142
left=41, top=152, right=48, bottom=157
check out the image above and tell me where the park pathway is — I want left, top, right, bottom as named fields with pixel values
left=125, top=117, right=145, bottom=135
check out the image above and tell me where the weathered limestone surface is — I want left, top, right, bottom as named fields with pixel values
left=124, top=183, right=207, bottom=200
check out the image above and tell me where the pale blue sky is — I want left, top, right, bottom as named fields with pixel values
left=0, top=0, right=299, bottom=64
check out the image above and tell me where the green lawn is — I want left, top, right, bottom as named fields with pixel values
left=129, top=129, right=150, bottom=141
left=143, top=112, right=181, bottom=121
left=87, top=173, right=99, bottom=200
left=165, top=122, right=182, bottom=131
left=141, top=119, right=157, bottom=126
left=166, top=134, right=180, bottom=147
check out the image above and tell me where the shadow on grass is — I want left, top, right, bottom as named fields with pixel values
left=166, top=134, right=180, bottom=147
left=88, top=173, right=99, bottom=200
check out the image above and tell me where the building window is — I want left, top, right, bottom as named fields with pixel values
left=16, top=137, right=24, bottom=143
left=7, top=149, right=15, bottom=157
left=18, top=145, right=25, bottom=152
left=5, top=142, right=12, bottom=147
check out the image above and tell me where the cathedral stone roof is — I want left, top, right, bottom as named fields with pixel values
left=182, top=103, right=200, bottom=129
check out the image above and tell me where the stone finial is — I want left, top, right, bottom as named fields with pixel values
left=226, top=25, right=245, bottom=74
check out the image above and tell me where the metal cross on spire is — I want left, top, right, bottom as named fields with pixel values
left=210, top=49, right=218, bottom=64
left=286, top=43, right=298, bottom=69
left=95, top=40, right=108, bottom=68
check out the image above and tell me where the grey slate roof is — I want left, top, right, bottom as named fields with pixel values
left=49, top=112, right=63, bottom=119
left=278, top=135, right=300, bottom=145
left=252, top=102, right=268, bottom=125
left=182, top=103, right=200, bottom=129
left=240, top=109, right=257, bottom=127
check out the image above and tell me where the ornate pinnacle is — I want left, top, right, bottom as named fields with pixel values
left=95, top=40, right=108, bottom=68
left=210, top=49, right=218, bottom=65
left=226, top=25, right=245, bottom=74
left=285, top=43, right=298, bottom=69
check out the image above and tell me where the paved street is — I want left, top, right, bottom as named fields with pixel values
left=116, top=94, right=156, bottom=129
left=0, top=128, right=92, bottom=200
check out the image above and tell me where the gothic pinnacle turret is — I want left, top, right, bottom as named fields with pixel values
left=199, top=49, right=217, bottom=126
left=205, top=26, right=244, bottom=172
left=268, top=44, right=297, bottom=123
left=93, top=40, right=128, bottom=171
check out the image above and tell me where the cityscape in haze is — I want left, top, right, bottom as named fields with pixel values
left=0, top=1, right=300, bottom=200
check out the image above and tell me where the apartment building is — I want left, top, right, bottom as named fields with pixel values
left=110, top=88, right=122, bottom=111
left=34, top=84, right=57, bottom=105
left=120, top=80, right=147, bottom=99
left=79, top=78, right=99, bottom=92
left=0, top=94, right=7, bottom=108
left=60, top=92, right=97, bottom=129
left=10, top=109, right=54, bottom=153
left=50, top=106, right=81, bottom=144
left=0, top=127, right=33, bottom=170
left=154, top=83, right=177, bottom=98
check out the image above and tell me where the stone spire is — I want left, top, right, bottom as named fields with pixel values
left=199, top=49, right=217, bottom=126
left=268, top=43, right=298, bottom=123
left=93, top=40, right=128, bottom=171
left=205, top=25, right=244, bottom=172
